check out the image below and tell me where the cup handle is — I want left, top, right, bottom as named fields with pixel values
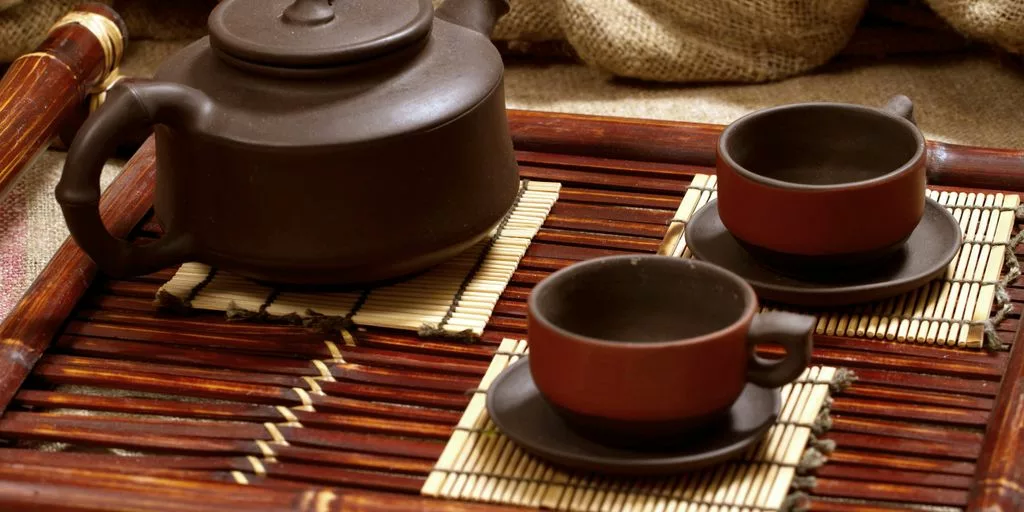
left=882, top=95, right=916, bottom=125
left=746, top=311, right=814, bottom=388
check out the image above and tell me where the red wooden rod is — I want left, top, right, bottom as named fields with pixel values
left=0, top=137, right=155, bottom=414
left=0, top=3, right=127, bottom=200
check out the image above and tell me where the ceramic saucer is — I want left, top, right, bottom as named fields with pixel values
left=684, top=198, right=962, bottom=307
left=485, top=357, right=780, bottom=476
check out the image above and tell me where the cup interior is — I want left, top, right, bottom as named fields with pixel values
left=722, top=105, right=920, bottom=186
left=531, top=257, right=752, bottom=343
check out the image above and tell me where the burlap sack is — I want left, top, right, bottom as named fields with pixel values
left=0, top=0, right=111, bottom=63
left=925, top=0, right=1024, bottom=53
left=556, top=0, right=869, bottom=83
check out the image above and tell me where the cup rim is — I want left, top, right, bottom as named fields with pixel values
left=717, top=102, right=926, bottom=192
left=527, top=255, right=758, bottom=349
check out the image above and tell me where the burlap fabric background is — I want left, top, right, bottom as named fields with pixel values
left=1, top=0, right=1020, bottom=82
left=925, top=0, right=1024, bottom=54
left=430, top=0, right=870, bottom=82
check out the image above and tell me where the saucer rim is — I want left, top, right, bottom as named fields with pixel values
left=485, top=357, right=782, bottom=475
left=684, top=197, right=962, bottom=306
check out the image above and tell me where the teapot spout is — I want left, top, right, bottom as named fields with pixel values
left=436, top=0, right=509, bottom=36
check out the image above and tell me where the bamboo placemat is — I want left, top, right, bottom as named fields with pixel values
left=156, top=180, right=560, bottom=339
left=422, top=338, right=850, bottom=512
left=659, top=174, right=1023, bottom=350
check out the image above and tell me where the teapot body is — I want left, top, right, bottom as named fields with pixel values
left=151, top=76, right=518, bottom=285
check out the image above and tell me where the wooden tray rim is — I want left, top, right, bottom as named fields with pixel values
left=0, top=108, right=1022, bottom=511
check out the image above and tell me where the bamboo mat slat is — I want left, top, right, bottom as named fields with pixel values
left=421, top=338, right=848, bottom=511
left=658, top=174, right=1022, bottom=349
left=156, top=180, right=561, bottom=339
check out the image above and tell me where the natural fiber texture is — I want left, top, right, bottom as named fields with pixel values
left=422, top=338, right=848, bottom=511
left=558, top=0, right=868, bottom=83
left=0, top=151, right=123, bottom=322
left=0, top=0, right=109, bottom=63
left=155, top=180, right=560, bottom=340
left=3, top=0, right=1024, bottom=83
left=659, top=174, right=1022, bottom=350
left=926, top=0, right=1024, bottom=53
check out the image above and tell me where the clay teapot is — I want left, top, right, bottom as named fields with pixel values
left=57, top=0, right=519, bottom=286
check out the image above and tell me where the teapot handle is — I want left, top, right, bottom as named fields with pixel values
left=56, top=79, right=210, bottom=278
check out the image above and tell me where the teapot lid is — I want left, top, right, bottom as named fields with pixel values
left=208, top=0, right=434, bottom=68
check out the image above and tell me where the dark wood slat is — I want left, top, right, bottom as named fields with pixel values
left=0, top=450, right=241, bottom=471
left=32, top=364, right=459, bottom=424
left=813, top=465, right=973, bottom=490
left=847, top=368, right=999, bottom=397
left=0, top=414, right=438, bottom=473
left=830, top=397, right=988, bottom=427
left=13, top=390, right=452, bottom=440
left=813, top=334, right=1010, bottom=369
left=260, top=462, right=426, bottom=493
left=548, top=202, right=673, bottom=225
left=543, top=215, right=667, bottom=238
left=533, top=229, right=661, bottom=252
left=811, top=478, right=968, bottom=507
left=822, top=432, right=980, bottom=460
left=557, top=187, right=681, bottom=209
left=518, top=165, right=686, bottom=194
left=0, top=464, right=518, bottom=511
left=836, top=382, right=993, bottom=410
left=72, top=309, right=328, bottom=340
left=807, top=499, right=924, bottom=512
left=827, top=451, right=975, bottom=476
left=80, top=294, right=162, bottom=313
left=94, top=280, right=162, bottom=298
left=515, top=150, right=707, bottom=179
left=829, top=416, right=984, bottom=446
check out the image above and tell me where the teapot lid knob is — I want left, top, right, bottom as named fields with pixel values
left=282, top=0, right=335, bottom=26
left=208, top=0, right=433, bottom=69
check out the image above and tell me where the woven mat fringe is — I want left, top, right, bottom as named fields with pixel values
left=779, top=368, right=852, bottom=512
left=982, top=227, right=1024, bottom=350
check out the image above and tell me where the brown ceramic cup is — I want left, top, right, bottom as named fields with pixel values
left=527, top=255, right=814, bottom=447
left=715, top=95, right=926, bottom=272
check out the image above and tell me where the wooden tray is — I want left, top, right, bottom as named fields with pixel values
left=1, top=110, right=1022, bottom=512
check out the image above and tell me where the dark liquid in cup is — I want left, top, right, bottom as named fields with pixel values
left=726, top=105, right=919, bottom=186
left=533, top=258, right=748, bottom=343
left=758, top=165, right=888, bottom=186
